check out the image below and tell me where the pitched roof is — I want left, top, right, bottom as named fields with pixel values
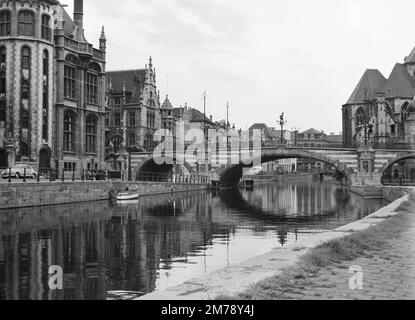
left=62, top=7, right=74, bottom=37
left=405, top=46, right=415, bottom=64
left=190, top=108, right=215, bottom=125
left=161, top=95, right=173, bottom=109
left=301, top=128, right=324, bottom=135
left=249, top=123, right=274, bottom=140
left=379, top=63, right=415, bottom=98
left=346, top=69, right=386, bottom=104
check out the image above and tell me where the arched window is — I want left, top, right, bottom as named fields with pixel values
left=355, top=107, right=365, bottom=126
left=402, top=102, right=409, bottom=122
left=21, top=109, right=29, bottom=129
left=43, top=50, right=49, bottom=140
left=85, top=72, right=98, bottom=104
left=20, top=142, right=29, bottom=158
left=21, top=47, right=30, bottom=69
left=64, top=55, right=77, bottom=99
left=18, top=11, right=34, bottom=37
left=41, top=14, right=51, bottom=40
left=0, top=10, right=11, bottom=36
left=85, top=115, right=97, bottom=153
left=0, top=46, right=6, bottom=96
left=85, top=63, right=100, bottom=104
left=63, top=111, right=76, bottom=152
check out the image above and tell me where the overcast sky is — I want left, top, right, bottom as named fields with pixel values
left=65, top=0, right=415, bottom=133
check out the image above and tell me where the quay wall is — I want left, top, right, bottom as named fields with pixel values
left=242, top=173, right=326, bottom=185
left=0, top=181, right=209, bottom=210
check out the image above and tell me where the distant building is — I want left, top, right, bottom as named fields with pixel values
left=342, top=45, right=415, bottom=149
left=0, top=0, right=107, bottom=174
left=327, top=132, right=343, bottom=148
left=105, top=58, right=161, bottom=169
left=295, top=128, right=327, bottom=148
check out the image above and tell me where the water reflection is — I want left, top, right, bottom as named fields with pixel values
left=0, top=181, right=387, bottom=300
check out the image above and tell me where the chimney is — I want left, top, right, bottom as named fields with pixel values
left=74, top=0, right=84, bottom=29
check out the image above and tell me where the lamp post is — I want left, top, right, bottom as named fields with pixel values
left=278, top=112, right=287, bottom=145
left=203, top=92, right=208, bottom=175
left=226, top=102, right=229, bottom=133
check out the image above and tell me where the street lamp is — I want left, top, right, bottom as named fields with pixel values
left=278, top=112, right=287, bottom=145
left=226, top=101, right=229, bottom=133
left=202, top=91, right=208, bottom=174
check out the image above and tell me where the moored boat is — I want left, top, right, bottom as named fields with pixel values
left=117, top=192, right=140, bottom=201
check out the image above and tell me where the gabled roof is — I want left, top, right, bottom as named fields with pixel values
left=379, top=63, right=415, bottom=98
left=346, top=69, right=386, bottom=104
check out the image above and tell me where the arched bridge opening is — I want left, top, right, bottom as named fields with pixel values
left=381, top=153, right=415, bottom=186
left=218, top=151, right=351, bottom=187
left=136, top=156, right=195, bottom=182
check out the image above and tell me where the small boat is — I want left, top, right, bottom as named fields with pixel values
left=117, top=192, right=140, bottom=201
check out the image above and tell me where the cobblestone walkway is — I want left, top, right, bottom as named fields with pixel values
left=280, top=212, right=415, bottom=300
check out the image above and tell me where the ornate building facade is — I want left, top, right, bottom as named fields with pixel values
left=105, top=59, right=161, bottom=169
left=342, top=46, right=415, bottom=150
left=0, top=0, right=106, bottom=173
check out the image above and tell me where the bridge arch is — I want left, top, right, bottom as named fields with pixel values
left=381, top=153, right=415, bottom=185
left=136, top=156, right=195, bottom=181
left=218, top=149, right=351, bottom=186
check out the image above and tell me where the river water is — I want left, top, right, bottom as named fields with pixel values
left=0, top=181, right=388, bottom=300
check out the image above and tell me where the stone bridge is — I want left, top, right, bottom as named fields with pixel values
left=128, top=146, right=415, bottom=186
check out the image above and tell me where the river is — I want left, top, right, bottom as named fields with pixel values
left=0, top=181, right=388, bottom=300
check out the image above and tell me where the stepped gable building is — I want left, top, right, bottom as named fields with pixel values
left=342, top=46, right=415, bottom=149
left=0, top=0, right=107, bottom=173
left=105, top=57, right=161, bottom=156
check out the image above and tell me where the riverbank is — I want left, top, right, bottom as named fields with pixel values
left=137, top=186, right=414, bottom=300
left=226, top=191, right=415, bottom=300
left=0, top=181, right=209, bottom=210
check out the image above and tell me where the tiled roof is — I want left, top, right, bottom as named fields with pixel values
left=379, top=63, right=415, bottom=98
left=346, top=69, right=386, bottom=104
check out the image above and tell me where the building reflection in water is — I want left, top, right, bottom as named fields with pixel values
left=0, top=182, right=388, bottom=300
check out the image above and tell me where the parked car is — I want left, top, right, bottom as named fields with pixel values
left=1, top=164, right=38, bottom=179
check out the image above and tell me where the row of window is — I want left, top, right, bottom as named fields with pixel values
left=64, top=65, right=100, bottom=104
left=0, top=10, right=51, bottom=40
left=64, top=112, right=98, bottom=154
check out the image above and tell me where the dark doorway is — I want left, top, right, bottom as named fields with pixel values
left=39, top=148, right=51, bottom=170
left=0, top=149, right=7, bottom=168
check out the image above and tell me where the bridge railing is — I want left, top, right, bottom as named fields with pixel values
left=136, top=172, right=210, bottom=184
